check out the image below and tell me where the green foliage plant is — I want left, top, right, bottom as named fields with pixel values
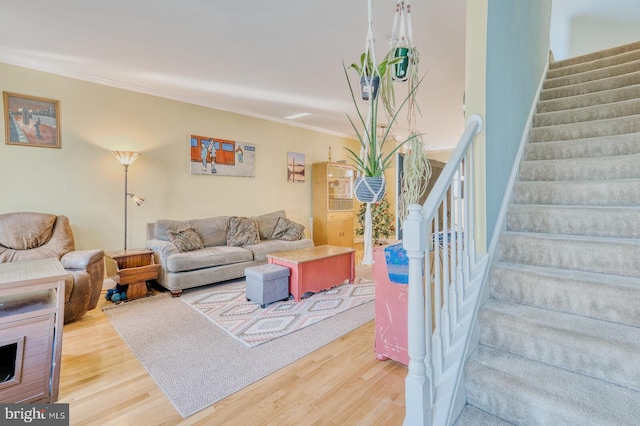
left=343, top=62, right=424, bottom=178
left=350, top=49, right=402, bottom=116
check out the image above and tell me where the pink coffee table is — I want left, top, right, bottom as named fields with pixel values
left=267, top=245, right=356, bottom=302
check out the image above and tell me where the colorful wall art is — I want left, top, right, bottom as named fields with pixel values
left=190, top=134, right=255, bottom=177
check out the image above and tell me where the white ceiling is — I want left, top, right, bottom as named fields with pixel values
left=0, top=0, right=467, bottom=151
left=0, top=1, right=637, bottom=152
left=550, top=0, right=640, bottom=60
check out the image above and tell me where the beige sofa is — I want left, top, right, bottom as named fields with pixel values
left=0, top=212, right=105, bottom=322
left=145, top=210, right=313, bottom=296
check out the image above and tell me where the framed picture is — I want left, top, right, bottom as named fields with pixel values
left=287, top=152, right=305, bottom=183
left=3, top=92, right=61, bottom=148
left=189, top=134, right=255, bottom=177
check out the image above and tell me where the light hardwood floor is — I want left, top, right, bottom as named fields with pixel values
left=58, top=264, right=407, bottom=425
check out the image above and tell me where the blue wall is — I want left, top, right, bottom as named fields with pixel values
left=485, top=0, right=552, bottom=245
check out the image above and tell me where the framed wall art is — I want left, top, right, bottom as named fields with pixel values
left=3, top=92, right=61, bottom=148
left=287, top=152, right=305, bottom=183
left=189, top=134, right=255, bottom=177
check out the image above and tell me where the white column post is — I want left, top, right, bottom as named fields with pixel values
left=403, top=204, right=431, bottom=426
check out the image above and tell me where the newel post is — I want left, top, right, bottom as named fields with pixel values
left=403, top=204, right=431, bottom=426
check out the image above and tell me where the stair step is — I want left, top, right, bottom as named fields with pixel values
left=506, top=205, right=640, bottom=238
left=529, top=114, right=640, bottom=143
left=543, top=58, right=640, bottom=90
left=460, top=41, right=640, bottom=426
left=519, top=153, right=640, bottom=181
left=540, top=70, right=640, bottom=101
left=512, top=178, right=640, bottom=206
left=497, top=231, right=640, bottom=277
left=537, top=84, right=640, bottom=113
left=524, top=133, right=640, bottom=160
left=478, top=300, right=640, bottom=392
left=550, top=40, right=640, bottom=69
left=547, top=48, right=640, bottom=79
left=533, top=97, right=640, bottom=127
left=464, top=346, right=640, bottom=426
left=453, top=405, right=513, bottom=426
left=490, top=261, right=640, bottom=327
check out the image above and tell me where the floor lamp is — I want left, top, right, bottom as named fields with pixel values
left=112, top=150, right=145, bottom=250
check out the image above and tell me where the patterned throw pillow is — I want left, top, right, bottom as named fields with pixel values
left=167, top=226, right=204, bottom=252
left=227, top=217, right=260, bottom=247
left=270, top=217, right=305, bottom=241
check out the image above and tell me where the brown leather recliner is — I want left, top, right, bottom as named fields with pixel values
left=0, top=212, right=104, bottom=322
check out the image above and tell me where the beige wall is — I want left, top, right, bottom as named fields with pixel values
left=426, top=149, right=453, bottom=163
left=0, top=63, right=358, bottom=252
left=568, top=15, right=640, bottom=58
left=465, top=0, right=488, bottom=253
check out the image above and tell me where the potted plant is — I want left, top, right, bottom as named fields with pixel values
left=392, top=42, right=410, bottom=82
left=350, top=49, right=403, bottom=105
left=394, top=45, right=430, bottom=225
left=342, top=62, right=422, bottom=203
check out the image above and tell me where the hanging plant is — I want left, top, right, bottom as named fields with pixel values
left=398, top=132, right=431, bottom=225
left=344, top=0, right=423, bottom=265
left=389, top=0, right=429, bottom=224
left=393, top=46, right=410, bottom=81
left=354, top=175, right=387, bottom=204
left=342, top=62, right=423, bottom=181
left=404, top=47, right=422, bottom=120
left=350, top=49, right=403, bottom=103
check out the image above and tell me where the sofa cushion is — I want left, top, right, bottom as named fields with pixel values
left=167, top=227, right=204, bottom=252
left=165, top=246, right=253, bottom=273
left=250, top=210, right=286, bottom=240
left=0, top=212, right=57, bottom=250
left=270, top=217, right=305, bottom=241
left=227, top=217, right=260, bottom=247
left=246, top=238, right=314, bottom=262
left=190, top=216, right=229, bottom=247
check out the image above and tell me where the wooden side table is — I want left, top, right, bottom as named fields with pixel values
left=105, top=249, right=160, bottom=300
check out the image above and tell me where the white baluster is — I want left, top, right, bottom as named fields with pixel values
left=403, top=204, right=431, bottom=426
left=450, top=181, right=459, bottom=327
left=441, top=195, right=451, bottom=351
left=432, top=214, right=443, bottom=376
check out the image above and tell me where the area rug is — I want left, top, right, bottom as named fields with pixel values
left=103, top=278, right=375, bottom=418
left=181, top=280, right=375, bottom=347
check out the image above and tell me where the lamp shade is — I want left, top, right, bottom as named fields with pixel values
left=127, top=193, right=145, bottom=206
left=112, top=150, right=141, bottom=166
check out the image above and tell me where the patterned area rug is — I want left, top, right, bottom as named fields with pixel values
left=183, top=280, right=375, bottom=347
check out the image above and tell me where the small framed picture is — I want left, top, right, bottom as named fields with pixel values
left=287, top=152, right=305, bottom=183
left=3, top=92, right=61, bottom=148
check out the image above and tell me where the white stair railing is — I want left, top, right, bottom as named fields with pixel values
left=403, top=114, right=489, bottom=426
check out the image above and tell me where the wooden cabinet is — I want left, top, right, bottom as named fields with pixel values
left=0, top=258, right=68, bottom=403
left=312, top=162, right=355, bottom=247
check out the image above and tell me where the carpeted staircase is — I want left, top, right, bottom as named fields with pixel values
left=455, top=41, right=640, bottom=425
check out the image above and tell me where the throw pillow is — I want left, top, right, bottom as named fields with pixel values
left=167, top=227, right=204, bottom=252
left=270, top=217, right=305, bottom=241
left=227, top=217, right=260, bottom=247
